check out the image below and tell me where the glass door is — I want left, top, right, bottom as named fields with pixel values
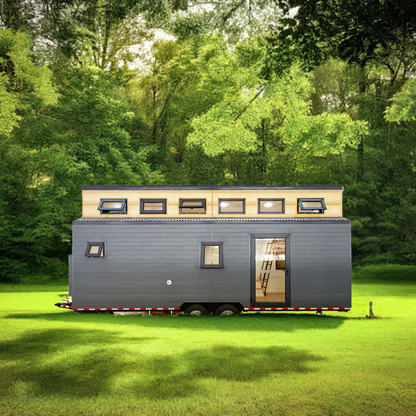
left=253, top=237, right=288, bottom=304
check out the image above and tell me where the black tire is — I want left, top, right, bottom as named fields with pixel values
left=184, top=304, right=209, bottom=316
left=214, top=304, right=240, bottom=316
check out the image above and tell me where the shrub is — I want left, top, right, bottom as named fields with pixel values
left=352, top=264, right=416, bottom=281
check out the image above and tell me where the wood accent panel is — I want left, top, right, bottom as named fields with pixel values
left=82, top=189, right=343, bottom=218
left=83, top=190, right=213, bottom=218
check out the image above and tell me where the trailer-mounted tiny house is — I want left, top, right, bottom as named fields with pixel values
left=56, top=186, right=351, bottom=315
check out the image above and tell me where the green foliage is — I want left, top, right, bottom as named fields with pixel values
left=188, top=104, right=258, bottom=156
left=353, top=264, right=416, bottom=281
left=275, top=0, right=416, bottom=76
left=1, top=3, right=416, bottom=279
left=281, top=113, right=367, bottom=158
left=0, top=29, right=57, bottom=108
left=0, top=30, right=159, bottom=283
left=168, top=0, right=283, bottom=42
left=0, top=75, right=20, bottom=136
left=385, top=80, right=416, bottom=123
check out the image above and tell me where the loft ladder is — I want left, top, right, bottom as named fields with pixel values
left=258, top=241, right=276, bottom=296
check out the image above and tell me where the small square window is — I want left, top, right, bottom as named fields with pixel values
left=85, top=242, right=105, bottom=257
left=298, top=198, right=327, bottom=214
left=200, top=242, right=224, bottom=269
left=98, top=199, right=127, bottom=214
left=179, top=199, right=206, bottom=214
left=219, top=199, right=245, bottom=214
left=140, top=199, right=167, bottom=214
left=258, top=199, right=285, bottom=214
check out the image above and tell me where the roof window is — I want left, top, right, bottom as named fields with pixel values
left=179, top=199, right=206, bottom=214
left=140, top=199, right=167, bottom=214
left=85, top=242, right=105, bottom=257
left=97, top=199, right=127, bottom=214
left=297, top=198, right=326, bottom=214
left=219, top=199, right=245, bottom=214
left=258, top=199, right=285, bottom=214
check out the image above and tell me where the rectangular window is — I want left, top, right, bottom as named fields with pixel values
left=140, top=199, right=167, bottom=214
left=200, top=242, right=224, bottom=268
left=97, top=199, right=127, bottom=214
left=85, top=242, right=105, bottom=257
left=219, top=199, right=245, bottom=214
left=258, top=199, right=285, bottom=214
left=179, top=199, right=206, bottom=214
left=297, top=198, right=327, bottom=214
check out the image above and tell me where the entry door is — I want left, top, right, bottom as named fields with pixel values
left=251, top=235, right=290, bottom=306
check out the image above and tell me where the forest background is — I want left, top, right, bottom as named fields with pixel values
left=1, top=0, right=415, bottom=283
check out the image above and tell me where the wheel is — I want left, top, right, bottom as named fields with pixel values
left=184, top=304, right=209, bottom=316
left=214, top=304, right=240, bottom=316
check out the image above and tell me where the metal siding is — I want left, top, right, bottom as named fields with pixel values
left=68, top=255, right=73, bottom=296
left=72, top=221, right=351, bottom=309
left=290, top=223, right=351, bottom=307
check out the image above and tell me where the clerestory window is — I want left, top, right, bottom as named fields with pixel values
left=179, top=199, right=206, bottom=214
left=97, top=199, right=127, bottom=214
left=297, top=198, right=326, bottom=214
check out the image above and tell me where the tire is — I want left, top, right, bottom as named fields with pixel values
left=214, top=304, right=240, bottom=316
left=184, top=304, right=209, bottom=316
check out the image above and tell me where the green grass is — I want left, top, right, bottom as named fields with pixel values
left=1, top=282, right=415, bottom=416
left=0, top=284, right=69, bottom=293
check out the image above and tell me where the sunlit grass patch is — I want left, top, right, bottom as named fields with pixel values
left=0, top=282, right=415, bottom=415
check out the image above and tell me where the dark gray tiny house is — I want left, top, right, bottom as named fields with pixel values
left=57, top=186, right=352, bottom=315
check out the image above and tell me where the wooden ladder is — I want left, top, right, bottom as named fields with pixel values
left=258, top=242, right=275, bottom=295
left=258, top=272, right=271, bottom=295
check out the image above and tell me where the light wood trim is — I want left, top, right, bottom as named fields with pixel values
left=82, top=189, right=343, bottom=218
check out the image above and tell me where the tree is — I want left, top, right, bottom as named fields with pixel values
left=274, top=0, right=416, bottom=86
left=0, top=29, right=59, bottom=281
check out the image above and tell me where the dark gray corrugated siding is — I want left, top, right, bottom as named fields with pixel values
left=68, top=255, right=73, bottom=296
left=72, top=220, right=351, bottom=309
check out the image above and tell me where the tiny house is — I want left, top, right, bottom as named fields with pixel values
left=56, top=186, right=351, bottom=315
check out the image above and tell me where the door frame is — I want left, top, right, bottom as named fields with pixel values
left=250, top=233, right=291, bottom=307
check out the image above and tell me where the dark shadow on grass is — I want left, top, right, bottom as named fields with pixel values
left=5, top=310, right=349, bottom=331
left=0, top=328, right=324, bottom=400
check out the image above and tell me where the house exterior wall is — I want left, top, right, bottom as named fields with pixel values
left=71, top=218, right=351, bottom=310
left=68, top=255, right=73, bottom=297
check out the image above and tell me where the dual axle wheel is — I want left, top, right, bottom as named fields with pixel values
left=184, top=303, right=240, bottom=316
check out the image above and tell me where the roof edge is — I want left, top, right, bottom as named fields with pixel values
left=82, top=185, right=344, bottom=191
left=74, top=217, right=350, bottom=224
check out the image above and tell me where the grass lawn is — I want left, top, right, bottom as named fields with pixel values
left=1, top=281, right=415, bottom=416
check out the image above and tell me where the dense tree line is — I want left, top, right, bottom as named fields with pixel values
left=1, top=0, right=415, bottom=282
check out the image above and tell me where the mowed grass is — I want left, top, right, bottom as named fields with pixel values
left=0, top=282, right=415, bottom=416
